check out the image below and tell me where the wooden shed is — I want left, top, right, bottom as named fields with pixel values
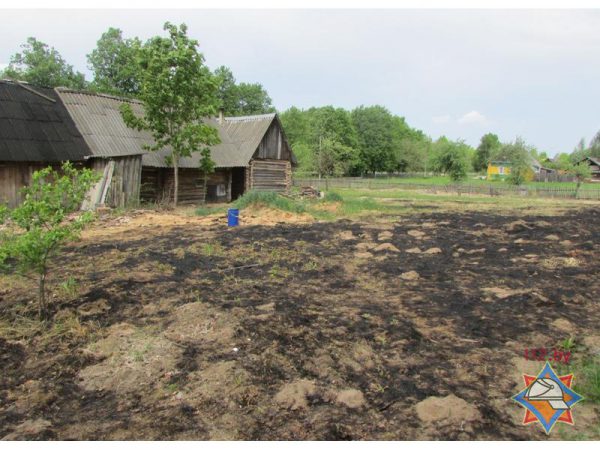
left=0, top=80, right=91, bottom=207
left=57, top=89, right=144, bottom=208
left=141, top=113, right=296, bottom=204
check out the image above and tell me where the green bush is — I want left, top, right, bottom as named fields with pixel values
left=233, top=190, right=305, bottom=214
left=323, top=191, right=343, bottom=202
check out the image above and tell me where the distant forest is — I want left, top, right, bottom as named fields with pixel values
left=2, top=26, right=600, bottom=179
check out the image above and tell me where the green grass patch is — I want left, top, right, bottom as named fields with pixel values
left=233, top=190, right=306, bottom=214
left=576, top=357, right=600, bottom=403
left=323, top=191, right=343, bottom=202
left=194, top=205, right=227, bottom=216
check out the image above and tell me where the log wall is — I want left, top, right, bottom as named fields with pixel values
left=140, top=167, right=232, bottom=205
left=0, top=162, right=49, bottom=207
left=248, top=159, right=291, bottom=192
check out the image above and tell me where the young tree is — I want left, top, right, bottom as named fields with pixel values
left=0, top=163, right=98, bottom=320
left=434, top=140, right=469, bottom=182
left=494, top=138, right=532, bottom=185
left=1, top=37, right=86, bottom=89
left=120, top=22, right=220, bottom=207
left=567, top=162, right=592, bottom=197
left=198, top=146, right=216, bottom=203
left=474, top=133, right=501, bottom=172
left=87, top=27, right=142, bottom=96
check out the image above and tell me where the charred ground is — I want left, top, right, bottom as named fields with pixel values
left=1, top=208, right=599, bottom=440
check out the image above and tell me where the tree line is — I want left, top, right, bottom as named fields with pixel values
left=1, top=29, right=274, bottom=117
left=2, top=25, right=598, bottom=185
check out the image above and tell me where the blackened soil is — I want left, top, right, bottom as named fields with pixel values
left=1, top=209, right=599, bottom=440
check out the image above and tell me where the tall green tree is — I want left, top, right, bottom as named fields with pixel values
left=214, top=66, right=239, bottom=115
left=1, top=37, right=86, bottom=89
left=236, top=82, right=274, bottom=115
left=120, top=22, right=220, bottom=207
left=351, top=105, right=396, bottom=174
left=474, top=133, right=501, bottom=172
left=87, top=27, right=142, bottom=96
left=431, top=139, right=469, bottom=181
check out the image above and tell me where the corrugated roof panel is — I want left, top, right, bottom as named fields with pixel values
left=55, top=89, right=293, bottom=168
left=0, top=81, right=91, bottom=162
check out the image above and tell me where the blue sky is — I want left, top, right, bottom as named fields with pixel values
left=1, top=9, right=599, bottom=155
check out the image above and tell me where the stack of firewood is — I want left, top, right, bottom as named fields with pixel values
left=300, top=186, right=320, bottom=198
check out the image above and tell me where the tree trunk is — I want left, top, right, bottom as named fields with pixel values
left=203, top=172, right=208, bottom=204
left=576, top=179, right=581, bottom=199
left=38, top=270, right=47, bottom=321
left=173, top=154, right=179, bottom=207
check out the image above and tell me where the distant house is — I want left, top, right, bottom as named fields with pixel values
left=578, top=156, right=600, bottom=181
left=0, top=80, right=91, bottom=207
left=487, top=157, right=546, bottom=181
left=56, top=89, right=296, bottom=205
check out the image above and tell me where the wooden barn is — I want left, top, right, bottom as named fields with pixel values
left=0, top=80, right=91, bottom=207
left=141, top=112, right=296, bottom=204
left=56, top=89, right=145, bottom=208
left=56, top=89, right=296, bottom=205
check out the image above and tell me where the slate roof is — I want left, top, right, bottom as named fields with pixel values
left=0, top=80, right=91, bottom=162
left=56, top=89, right=286, bottom=168
left=57, top=89, right=148, bottom=158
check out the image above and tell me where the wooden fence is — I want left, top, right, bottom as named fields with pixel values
left=292, top=177, right=600, bottom=200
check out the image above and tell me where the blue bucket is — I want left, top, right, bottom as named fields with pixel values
left=227, top=208, right=239, bottom=227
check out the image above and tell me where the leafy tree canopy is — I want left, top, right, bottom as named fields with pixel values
left=120, top=22, right=220, bottom=206
left=213, top=66, right=275, bottom=116
left=474, top=133, right=501, bottom=172
left=87, top=27, right=142, bottom=96
left=1, top=37, right=86, bottom=89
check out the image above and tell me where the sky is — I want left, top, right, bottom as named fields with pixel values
left=1, top=9, right=599, bottom=155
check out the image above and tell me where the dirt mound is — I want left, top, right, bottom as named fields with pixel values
left=1, top=418, right=53, bottom=440
left=415, top=395, right=478, bottom=424
left=164, top=302, right=237, bottom=346
left=334, top=389, right=366, bottom=409
left=274, top=379, right=317, bottom=410
left=400, top=270, right=420, bottom=281
left=240, top=206, right=313, bottom=226
left=78, top=323, right=178, bottom=395
left=373, top=243, right=400, bottom=253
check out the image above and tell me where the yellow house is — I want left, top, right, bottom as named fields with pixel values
left=487, top=160, right=539, bottom=181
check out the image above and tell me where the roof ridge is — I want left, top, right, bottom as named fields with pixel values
left=55, top=87, right=143, bottom=105
left=224, top=113, right=276, bottom=123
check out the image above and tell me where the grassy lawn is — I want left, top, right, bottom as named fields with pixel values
left=195, top=187, right=596, bottom=221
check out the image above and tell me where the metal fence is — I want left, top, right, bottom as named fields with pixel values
left=292, top=177, right=600, bottom=200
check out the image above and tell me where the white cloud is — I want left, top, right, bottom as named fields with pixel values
left=457, top=110, right=488, bottom=126
left=432, top=115, right=451, bottom=124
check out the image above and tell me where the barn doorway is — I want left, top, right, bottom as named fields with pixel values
left=231, top=167, right=245, bottom=200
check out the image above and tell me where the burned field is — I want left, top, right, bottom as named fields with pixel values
left=1, top=208, right=599, bottom=440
